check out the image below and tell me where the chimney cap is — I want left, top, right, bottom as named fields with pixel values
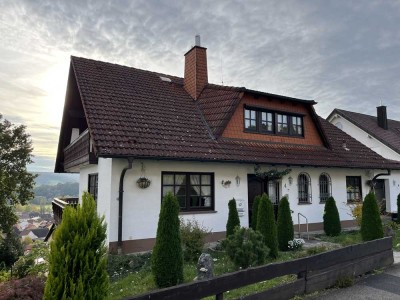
left=195, top=35, right=201, bottom=46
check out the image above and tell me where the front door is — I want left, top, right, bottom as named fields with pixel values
left=374, top=179, right=386, bottom=214
left=247, top=174, right=280, bottom=226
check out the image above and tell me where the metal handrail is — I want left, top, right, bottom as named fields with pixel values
left=298, top=213, right=309, bottom=240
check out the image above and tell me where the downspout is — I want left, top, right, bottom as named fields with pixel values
left=118, top=158, right=134, bottom=254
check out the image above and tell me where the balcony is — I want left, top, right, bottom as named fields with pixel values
left=52, top=197, right=79, bottom=224
left=64, top=129, right=97, bottom=171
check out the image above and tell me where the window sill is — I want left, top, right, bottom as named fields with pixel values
left=297, top=202, right=312, bottom=205
left=179, top=210, right=217, bottom=215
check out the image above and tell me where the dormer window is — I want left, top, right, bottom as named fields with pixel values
left=244, top=106, right=304, bottom=137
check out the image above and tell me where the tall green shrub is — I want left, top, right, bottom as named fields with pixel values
left=44, top=192, right=108, bottom=299
left=397, top=193, right=400, bottom=224
left=277, top=196, right=294, bottom=251
left=152, top=192, right=183, bottom=288
left=0, top=230, right=23, bottom=268
left=257, top=193, right=278, bottom=258
left=361, top=192, right=383, bottom=241
left=226, top=198, right=240, bottom=237
left=251, top=195, right=261, bottom=230
left=323, top=197, right=341, bottom=237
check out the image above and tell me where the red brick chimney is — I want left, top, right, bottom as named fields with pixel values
left=184, top=35, right=208, bottom=100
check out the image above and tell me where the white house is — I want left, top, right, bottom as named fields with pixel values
left=327, top=107, right=400, bottom=216
left=54, top=37, right=400, bottom=253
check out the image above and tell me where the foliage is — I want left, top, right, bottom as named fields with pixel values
left=180, top=218, right=210, bottom=262
left=323, top=197, right=341, bottom=236
left=254, top=165, right=291, bottom=180
left=0, top=230, right=23, bottom=268
left=43, top=192, right=108, bottom=299
left=226, top=198, right=240, bottom=237
left=287, top=238, right=305, bottom=251
left=13, top=241, right=49, bottom=278
left=108, top=252, right=151, bottom=282
left=0, top=269, right=11, bottom=282
left=251, top=195, right=261, bottom=230
left=397, top=193, right=400, bottom=224
left=151, top=192, right=183, bottom=288
left=335, top=276, right=354, bottom=288
left=224, top=227, right=268, bottom=269
left=306, top=245, right=329, bottom=256
left=13, top=255, right=35, bottom=279
left=361, top=192, right=383, bottom=241
left=0, top=275, right=45, bottom=300
left=256, top=193, right=278, bottom=258
left=33, top=182, right=79, bottom=203
left=318, top=230, right=362, bottom=246
left=0, top=115, right=36, bottom=233
left=348, top=202, right=363, bottom=226
left=277, top=196, right=294, bottom=251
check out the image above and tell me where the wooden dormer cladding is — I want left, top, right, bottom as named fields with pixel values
left=222, top=93, right=324, bottom=146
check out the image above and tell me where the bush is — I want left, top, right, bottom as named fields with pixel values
left=43, top=192, right=108, bottom=299
left=251, top=195, right=261, bottom=230
left=257, top=193, right=278, bottom=258
left=152, top=192, right=183, bottom=288
left=397, top=193, right=400, bottom=224
left=348, top=202, right=363, bottom=226
left=108, top=252, right=151, bottom=281
left=277, top=196, right=294, bottom=251
left=0, top=276, right=45, bottom=300
left=0, top=231, right=23, bottom=268
left=224, top=227, right=268, bottom=269
left=226, top=198, right=240, bottom=237
left=13, top=255, right=35, bottom=279
left=361, top=192, right=383, bottom=241
left=323, top=197, right=341, bottom=236
left=287, top=238, right=305, bottom=251
left=180, top=218, right=210, bottom=262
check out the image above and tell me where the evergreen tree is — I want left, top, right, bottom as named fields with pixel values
left=0, top=230, right=23, bottom=267
left=44, top=192, right=108, bottom=299
left=277, top=196, right=294, bottom=251
left=152, top=192, right=183, bottom=288
left=256, top=193, right=278, bottom=258
left=397, top=193, right=400, bottom=224
left=226, top=198, right=240, bottom=237
left=361, top=192, right=383, bottom=241
left=323, top=197, right=341, bottom=237
left=251, top=195, right=261, bottom=230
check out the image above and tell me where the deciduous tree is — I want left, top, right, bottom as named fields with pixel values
left=0, top=114, right=36, bottom=233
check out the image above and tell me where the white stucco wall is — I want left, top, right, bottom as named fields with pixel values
left=85, top=159, right=376, bottom=243
left=328, top=114, right=400, bottom=212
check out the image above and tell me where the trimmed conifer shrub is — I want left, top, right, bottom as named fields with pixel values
left=226, top=198, right=240, bottom=237
left=251, top=195, right=261, bottom=230
left=43, top=192, right=108, bottom=300
left=361, top=192, right=383, bottom=241
left=256, top=193, right=278, bottom=258
left=152, top=192, right=183, bottom=288
left=277, top=196, right=294, bottom=251
left=323, top=197, right=341, bottom=237
left=397, top=193, right=400, bottom=224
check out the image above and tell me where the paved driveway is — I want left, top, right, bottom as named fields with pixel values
left=310, top=252, right=400, bottom=300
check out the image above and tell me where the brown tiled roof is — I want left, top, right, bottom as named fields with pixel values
left=330, top=109, right=400, bottom=155
left=67, top=56, right=400, bottom=170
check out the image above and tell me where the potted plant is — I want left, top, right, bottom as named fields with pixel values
left=137, top=177, right=151, bottom=189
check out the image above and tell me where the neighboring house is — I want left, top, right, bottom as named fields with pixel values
left=327, top=107, right=400, bottom=215
left=54, top=37, right=400, bottom=253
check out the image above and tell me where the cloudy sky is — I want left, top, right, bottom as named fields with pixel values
left=1, top=0, right=399, bottom=172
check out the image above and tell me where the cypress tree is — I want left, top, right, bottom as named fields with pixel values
left=323, top=197, right=341, bottom=237
left=226, top=198, right=240, bottom=237
left=361, top=192, right=383, bottom=241
left=397, top=193, right=400, bottom=224
left=257, top=193, right=278, bottom=258
left=44, top=192, right=108, bottom=299
left=152, top=192, right=183, bottom=288
left=251, top=195, right=261, bottom=230
left=277, top=196, right=294, bottom=251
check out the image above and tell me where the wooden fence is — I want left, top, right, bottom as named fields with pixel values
left=126, top=237, right=393, bottom=300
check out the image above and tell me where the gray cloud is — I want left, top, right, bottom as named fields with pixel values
left=1, top=0, right=400, bottom=170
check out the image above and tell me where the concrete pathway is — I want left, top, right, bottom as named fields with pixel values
left=306, top=251, right=400, bottom=300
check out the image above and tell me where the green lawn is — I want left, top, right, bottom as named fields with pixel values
left=317, top=230, right=362, bottom=246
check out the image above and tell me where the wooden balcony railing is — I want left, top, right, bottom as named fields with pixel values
left=64, top=129, right=97, bottom=171
left=52, top=197, right=79, bottom=224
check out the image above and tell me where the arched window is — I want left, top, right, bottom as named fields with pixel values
left=319, top=173, right=332, bottom=203
left=298, top=173, right=311, bottom=203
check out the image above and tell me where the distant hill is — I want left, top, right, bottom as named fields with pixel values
left=34, top=172, right=79, bottom=186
